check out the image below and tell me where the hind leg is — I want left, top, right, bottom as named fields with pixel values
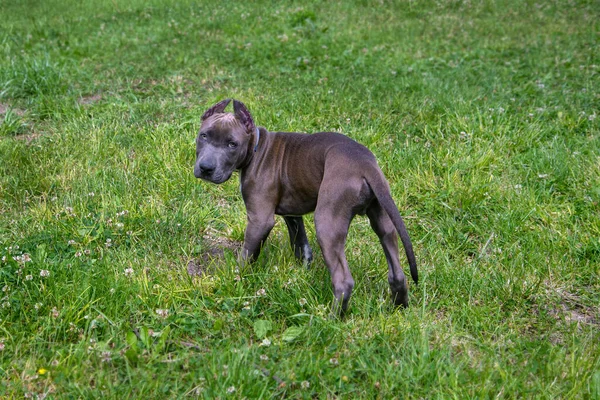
left=367, top=200, right=408, bottom=307
left=283, top=216, right=313, bottom=265
left=314, top=207, right=354, bottom=316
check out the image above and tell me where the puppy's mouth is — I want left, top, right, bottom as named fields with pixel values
left=194, top=169, right=231, bottom=184
left=202, top=175, right=230, bottom=184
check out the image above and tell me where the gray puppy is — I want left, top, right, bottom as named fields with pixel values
left=194, top=99, right=417, bottom=314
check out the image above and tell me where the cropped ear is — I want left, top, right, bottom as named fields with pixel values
left=233, top=100, right=255, bottom=133
left=201, top=98, right=231, bottom=121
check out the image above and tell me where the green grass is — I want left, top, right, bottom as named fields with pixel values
left=1, top=0, right=599, bottom=397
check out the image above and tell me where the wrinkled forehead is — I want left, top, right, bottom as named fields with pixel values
left=200, top=113, right=245, bottom=133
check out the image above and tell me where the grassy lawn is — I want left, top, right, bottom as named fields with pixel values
left=1, top=0, right=599, bottom=397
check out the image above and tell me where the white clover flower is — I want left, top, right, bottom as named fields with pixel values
left=40, top=270, right=50, bottom=277
left=101, top=351, right=111, bottom=363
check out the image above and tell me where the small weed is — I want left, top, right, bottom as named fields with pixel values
left=0, top=108, right=28, bottom=136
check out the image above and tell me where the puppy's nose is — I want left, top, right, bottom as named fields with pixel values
left=198, top=161, right=215, bottom=175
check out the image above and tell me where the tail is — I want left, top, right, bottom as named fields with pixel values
left=368, top=172, right=418, bottom=284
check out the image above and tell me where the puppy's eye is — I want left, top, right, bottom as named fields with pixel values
left=228, top=141, right=238, bottom=149
left=199, top=133, right=208, bottom=139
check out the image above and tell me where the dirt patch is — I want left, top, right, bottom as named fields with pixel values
left=0, top=102, right=25, bottom=116
left=543, top=282, right=598, bottom=327
left=14, top=133, right=42, bottom=144
left=187, top=230, right=241, bottom=277
left=78, top=93, right=103, bottom=105
left=554, top=293, right=597, bottom=326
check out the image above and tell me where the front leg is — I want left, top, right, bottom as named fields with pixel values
left=242, top=211, right=275, bottom=262
left=283, top=216, right=313, bottom=265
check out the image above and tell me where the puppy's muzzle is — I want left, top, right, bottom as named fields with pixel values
left=197, top=160, right=215, bottom=177
left=194, top=160, right=229, bottom=184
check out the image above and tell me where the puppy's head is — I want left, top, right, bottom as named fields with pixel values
left=194, top=99, right=256, bottom=184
